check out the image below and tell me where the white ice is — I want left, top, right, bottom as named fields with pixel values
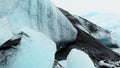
left=0, top=17, right=13, bottom=46
left=67, top=49, right=95, bottom=68
left=5, top=0, right=77, bottom=47
left=5, top=27, right=56, bottom=68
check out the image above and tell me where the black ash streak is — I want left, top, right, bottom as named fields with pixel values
left=0, top=38, right=21, bottom=50
left=0, top=32, right=29, bottom=51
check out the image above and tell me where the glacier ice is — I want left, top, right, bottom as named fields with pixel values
left=82, top=13, right=120, bottom=47
left=59, top=8, right=118, bottom=48
left=67, top=49, right=95, bottom=68
left=0, top=0, right=20, bottom=17
left=0, top=0, right=77, bottom=48
left=75, top=16, right=118, bottom=48
left=111, top=32, right=120, bottom=47
left=0, top=0, right=120, bottom=68
left=59, top=60, right=67, bottom=68
left=55, top=8, right=120, bottom=68
left=0, top=0, right=77, bottom=67
left=54, top=60, right=67, bottom=68
left=0, top=27, right=56, bottom=68
left=54, top=49, right=96, bottom=68
left=0, top=17, right=13, bottom=46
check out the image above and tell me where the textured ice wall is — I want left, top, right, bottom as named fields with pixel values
left=0, top=0, right=77, bottom=47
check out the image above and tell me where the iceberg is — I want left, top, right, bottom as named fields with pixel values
left=67, top=49, right=95, bottom=68
left=0, top=0, right=77, bottom=48
left=0, top=27, right=56, bottom=68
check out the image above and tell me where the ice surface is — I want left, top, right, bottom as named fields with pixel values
left=82, top=13, right=120, bottom=31
left=74, top=16, right=118, bottom=47
left=0, top=17, right=13, bottom=46
left=83, top=13, right=120, bottom=47
left=111, top=33, right=120, bottom=47
left=0, top=0, right=77, bottom=47
left=0, top=0, right=77, bottom=67
left=67, top=49, right=95, bottom=68
left=58, top=60, right=67, bottom=68
left=0, top=27, right=56, bottom=68
left=0, top=0, right=20, bottom=17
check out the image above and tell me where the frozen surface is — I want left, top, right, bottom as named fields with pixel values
left=67, top=49, right=95, bottom=68
left=74, top=16, right=118, bottom=47
left=0, top=0, right=20, bottom=17
left=0, top=27, right=56, bottom=68
left=59, top=60, right=67, bottom=68
left=0, top=0, right=77, bottom=67
left=0, top=17, right=13, bottom=46
left=0, top=0, right=77, bottom=47
left=111, top=33, right=120, bottom=47
left=10, top=0, right=77, bottom=46
left=82, top=13, right=120, bottom=31
left=82, top=13, right=120, bottom=47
